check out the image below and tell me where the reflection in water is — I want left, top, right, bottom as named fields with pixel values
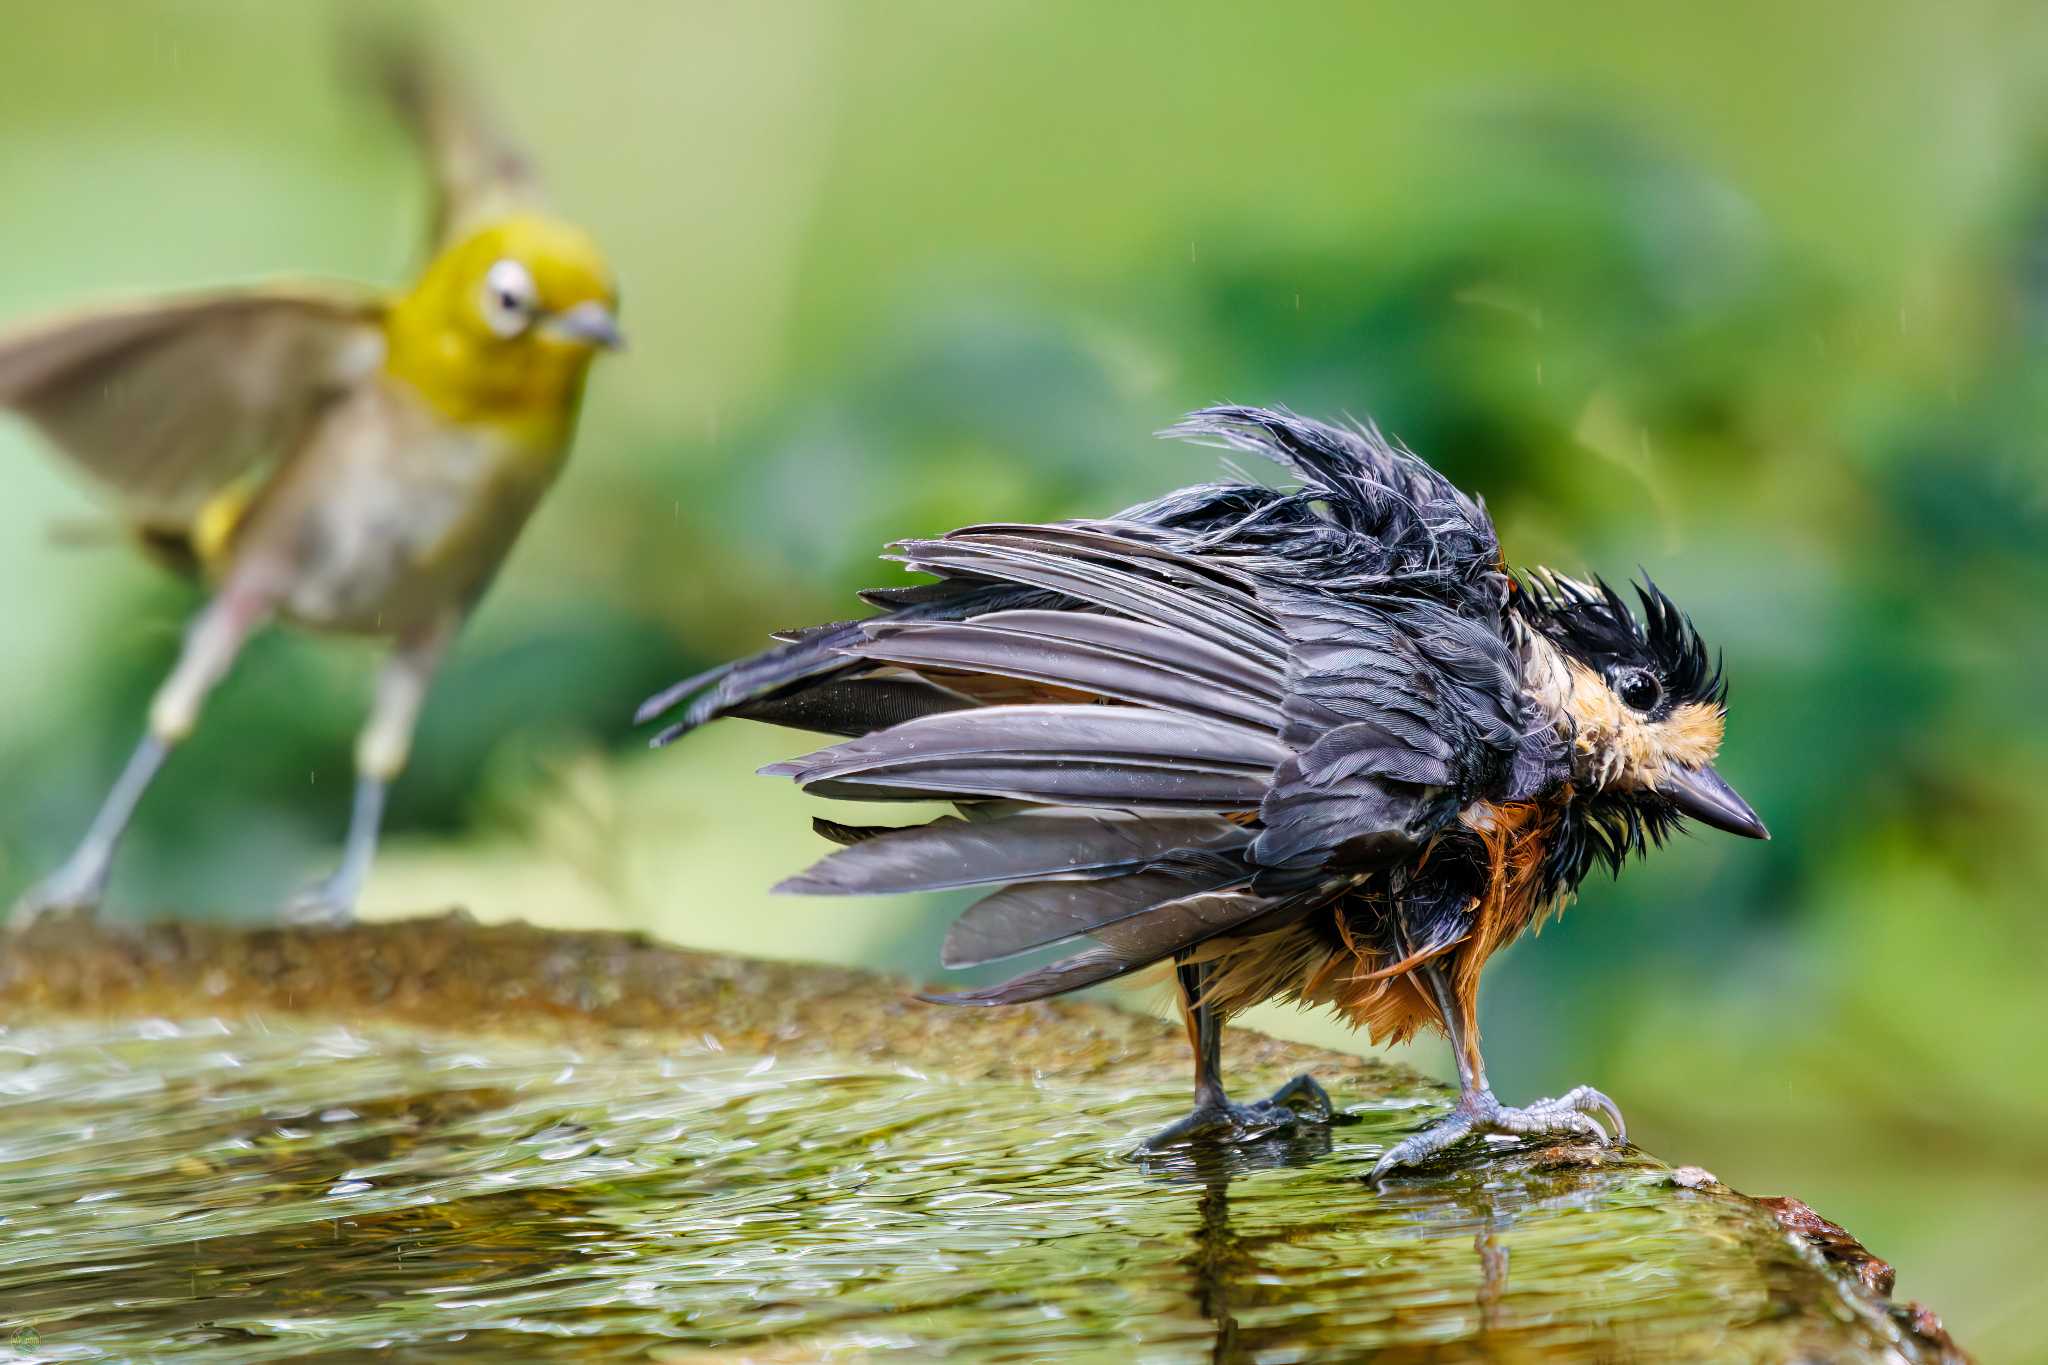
left=1165, top=1125, right=1519, bottom=1364
left=0, top=1020, right=1934, bottom=1362
left=1189, top=1174, right=1243, bottom=1364
left=1477, top=1224, right=1510, bottom=1335
left=1405, top=1162, right=1519, bottom=1342
left=1133, top=1112, right=1338, bottom=1186
left=1153, top=1127, right=1337, bottom=1365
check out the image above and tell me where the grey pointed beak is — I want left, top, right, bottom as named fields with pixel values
left=544, top=301, right=625, bottom=350
left=1661, top=763, right=1770, bottom=840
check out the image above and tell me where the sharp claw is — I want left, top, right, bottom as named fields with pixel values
left=1548, top=1085, right=1627, bottom=1144
left=1559, top=1112, right=1605, bottom=1142
left=1368, top=1083, right=1627, bottom=1182
left=1596, top=1094, right=1627, bottom=1144
left=1370, top=1110, right=1473, bottom=1180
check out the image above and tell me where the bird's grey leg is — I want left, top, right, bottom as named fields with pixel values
left=279, top=776, right=389, bottom=928
left=10, top=587, right=271, bottom=928
left=1369, top=960, right=1626, bottom=1180
left=7, top=734, right=171, bottom=928
left=282, top=615, right=456, bottom=927
left=1138, top=959, right=1333, bottom=1151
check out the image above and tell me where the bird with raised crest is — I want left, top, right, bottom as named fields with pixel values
left=637, top=406, right=1768, bottom=1178
left=1, top=36, right=621, bottom=927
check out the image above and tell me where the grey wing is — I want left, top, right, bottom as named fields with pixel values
left=643, top=402, right=1556, bottom=1006
left=691, top=522, right=1519, bottom=1006
left=365, top=32, right=541, bottom=247
left=1250, top=586, right=1531, bottom=883
left=0, top=286, right=386, bottom=528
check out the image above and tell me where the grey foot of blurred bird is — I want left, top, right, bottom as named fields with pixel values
left=1140, top=1073, right=1334, bottom=1151
left=277, top=881, right=359, bottom=928
left=1370, top=1084, right=1625, bottom=1180
left=277, top=776, right=387, bottom=927
left=7, top=862, right=107, bottom=932
left=10, top=731, right=168, bottom=932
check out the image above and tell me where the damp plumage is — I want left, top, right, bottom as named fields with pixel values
left=640, top=405, right=1767, bottom=1177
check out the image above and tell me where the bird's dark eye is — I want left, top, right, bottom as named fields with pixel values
left=1615, top=668, right=1662, bottom=713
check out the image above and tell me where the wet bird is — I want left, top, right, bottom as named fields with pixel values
left=2, top=40, right=621, bottom=926
left=638, top=407, right=1767, bottom=1177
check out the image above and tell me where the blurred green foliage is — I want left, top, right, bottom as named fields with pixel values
left=0, top=2, right=2044, bottom=1356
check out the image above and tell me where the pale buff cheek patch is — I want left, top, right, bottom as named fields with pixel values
left=1562, top=662, right=1725, bottom=789
left=1658, top=702, right=1726, bottom=769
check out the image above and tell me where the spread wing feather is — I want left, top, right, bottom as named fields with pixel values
left=949, top=609, right=1281, bottom=701
left=919, top=945, right=1136, bottom=1006
left=779, top=811, right=1250, bottom=897
left=942, top=860, right=1254, bottom=968
left=851, top=611, right=1281, bottom=731
left=722, top=676, right=974, bottom=737
left=763, top=705, right=1287, bottom=810
left=0, top=288, right=385, bottom=527
left=637, top=581, right=1054, bottom=745
left=364, top=31, right=541, bottom=248
left=926, top=888, right=1278, bottom=1004
left=893, top=532, right=1285, bottom=661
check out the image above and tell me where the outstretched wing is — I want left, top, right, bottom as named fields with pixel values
left=756, top=527, right=1304, bottom=1001
left=364, top=30, right=543, bottom=248
left=0, top=286, right=385, bottom=528
left=1251, top=588, right=1529, bottom=880
left=644, top=406, right=1544, bottom=1005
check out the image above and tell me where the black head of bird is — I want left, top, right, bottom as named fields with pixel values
left=1511, top=572, right=1767, bottom=885
left=639, top=405, right=1768, bottom=1179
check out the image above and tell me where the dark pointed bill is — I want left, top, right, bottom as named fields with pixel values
left=1661, top=763, right=1769, bottom=840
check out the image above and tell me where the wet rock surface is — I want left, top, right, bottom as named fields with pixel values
left=0, top=914, right=1967, bottom=1362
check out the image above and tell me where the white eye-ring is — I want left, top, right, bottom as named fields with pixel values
left=480, top=258, right=538, bottom=337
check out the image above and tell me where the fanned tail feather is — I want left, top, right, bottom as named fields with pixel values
left=923, top=887, right=1279, bottom=1005
left=941, top=858, right=1254, bottom=968
left=851, top=610, right=1281, bottom=731
left=761, top=705, right=1287, bottom=810
left=778, top=811, right=1251, bottom=897
left=637, top=580, right=1055, bottom=746
left=893, top=531, right=1285, bottom=661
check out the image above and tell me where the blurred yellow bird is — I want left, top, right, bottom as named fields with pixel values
left=0, top=40, right=621, bottom=926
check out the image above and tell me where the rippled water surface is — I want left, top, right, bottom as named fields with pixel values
left=0, top=1019, right=1919, bottom=1361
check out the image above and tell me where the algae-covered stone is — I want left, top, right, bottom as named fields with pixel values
left=0, top=915, right=1966, bottom=1361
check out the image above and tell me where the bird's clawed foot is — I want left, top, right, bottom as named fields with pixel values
left=1370, top=1084, right=1626, bottom=1180
left=277, top=874, right=359, bottom=928
left=7, top=860, right=108, bottom=932
left=1139, top=1073, right=1336, bottom=1152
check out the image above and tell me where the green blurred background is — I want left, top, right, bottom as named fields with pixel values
left=1, top=2, right=2043, bottom=1355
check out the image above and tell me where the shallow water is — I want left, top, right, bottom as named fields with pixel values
left=0, top=1017, right=1925, bottom=1362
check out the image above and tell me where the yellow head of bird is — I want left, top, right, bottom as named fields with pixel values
left=384, top=214, right=621, bottom=434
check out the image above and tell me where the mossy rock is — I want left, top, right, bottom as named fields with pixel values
left=0, top=914, right=1966, bottom=1362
